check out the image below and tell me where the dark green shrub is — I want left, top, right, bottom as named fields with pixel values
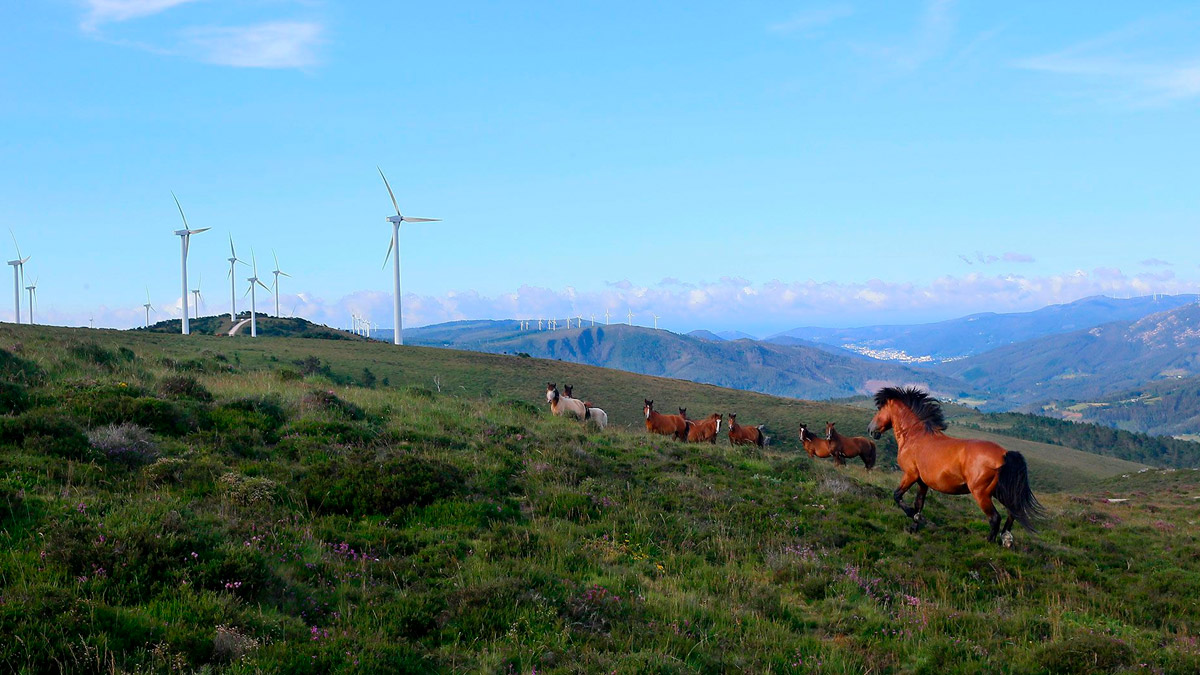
left=0, top=410, right=92, bottom=460
left=0, top=348, right=45, bottom=384
left=299, top=389, right=365, bottom=421
left=0, top=381, right=31, bottom=415
left=68, top=341, right=125, bottom=369
left=158, top=375, right=213, bottom=402
left=301, top=453, right=464, bottom=517
left=1034, top=632, right=1135, bottom=673
left=286, top=419, right=376, bottom=446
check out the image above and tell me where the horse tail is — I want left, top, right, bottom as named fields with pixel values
left=584, top=405, right=590, bottom=420
left=756, top=425, right=767, bottom=447
left=863, top=440, right=877, bottom=470
left=995, top=451, right=1045, bottom=531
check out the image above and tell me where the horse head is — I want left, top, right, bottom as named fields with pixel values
left=825, top=421, right=837, bottom=441
left=546, top=383, right=558, bottom=404
left=564, top=385, right=574, bottom=398
left=799, top=424, right=810, bottom=441
left=644, top=399, right=654, bottom=419
left=867, top=404, right=892, bottom=439
left=678, top=407, right=688, bottom=420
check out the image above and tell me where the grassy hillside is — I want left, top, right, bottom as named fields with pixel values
left=140, top=315, right=364, bottom=341
left=404, top=321, right=966, bottom=402
left=1, top=324, right=1198, bottom=672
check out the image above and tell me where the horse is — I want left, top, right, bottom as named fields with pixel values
left=727, top=413, right=767, bottom=448
left=799, top=423, right=837, bottom=462
left=565, top=384, right=608, bottom=429
left=686, top=413, right=722, bottom=444
left=644, top=400, right=688, bottom=440
left=868, top=386, right=1044, bottom=545
left=825, top=421, right=877, bottom=470
left=546, top=383, right=588, bottom=421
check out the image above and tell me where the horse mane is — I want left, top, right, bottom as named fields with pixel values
left=874, top=387, right=946, bottom=432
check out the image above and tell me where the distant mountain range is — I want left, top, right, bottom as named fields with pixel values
left=400, top=294, right=1200, bottom=436
left=405, top=321, right=959, bottom=400
left=768, top=294, right=1199, bottom=362
left=934, top=302, right=1200, bottom=411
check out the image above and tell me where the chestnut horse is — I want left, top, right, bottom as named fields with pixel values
left=546, top=383, right=587, bottom=421
left=644, top=400, right=688, bottom=440
left=727, top=413, right=767, bottom=448
left=825, top=422, right=877, bottom=470
left=868, top=387, right=1044, bottom=544
left=799, top=424, right=837, bottom=462
left=565, top=385, right=608, bottom=429
left=686, top=413, right=722, bottom=444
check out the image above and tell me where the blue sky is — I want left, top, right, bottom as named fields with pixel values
left=2, top=1, right=1199, bottom=335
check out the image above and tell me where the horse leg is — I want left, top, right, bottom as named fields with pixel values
left=893, top=473, right=919, bottom=519
left=973, top=489, right=1002, bottom=543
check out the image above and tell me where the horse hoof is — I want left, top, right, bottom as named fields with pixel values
left=1001, top=532, right=1014, bottom=548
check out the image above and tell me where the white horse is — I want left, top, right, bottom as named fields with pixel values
left=563, top=385, right=607, bottom=429
left=546, top=383, right=587, bottom=421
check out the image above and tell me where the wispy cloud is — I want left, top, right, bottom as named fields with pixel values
left=769, top=4, right=854, bottom=35
left=81, top=0, right=199, bottom=30
left=1140, top=258, right=1172, bottom=267
left=853, top=0, right=957, bottom=70
left=1016, top=18, right=1200, bottom=106
left=184, top=21, right=322, bottom=68
left=959, top=251, right=1035, bottom=265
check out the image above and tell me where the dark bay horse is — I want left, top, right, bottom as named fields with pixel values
left=644, top=400, right=688, bottom=440
left=868, top=387, right=1044, bottom=544
left=686, top=413, right=722, bottom=444
left=727, top=413, right=766, bottom=448
left=799, top=424, right=837, bottom=462
left=825, top=421, right=877, bottom=470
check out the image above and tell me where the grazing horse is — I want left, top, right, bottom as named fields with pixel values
left=546, top=383, right=588, bottom=421
left=799, top=424, right=838, bottom=462
left=686, top=413, right=722, bottom=444
left=644, top=400, right=688, bottom=440
left=868, top=387, right=1044, bottom=545
left=825, top=422, right=877, bottom=470
left=565, top=384, right=608, bottom=429
left=727, top=413, right=767, bottom=448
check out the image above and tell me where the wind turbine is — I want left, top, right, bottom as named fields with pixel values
left=652, top=314, right=660, bottom=330
left=7, top=231, right=29, bottom=324
left=605, top=309, right=611, bottom=326
left=171, top=193, right=210, bottom=335
left=590, top=313, right=595, bottom=327
left=627, top=309, right=634, bottom=326
left=378, top=168, right=440, bottom=346
left=143, top=288, right=156, bottom=328
left=244, top=251, right=270, bottom=338
left=226, top=235, right=247, bottom=322
left=191, top=274, right=203, bottom=321
left=24, top=276, right=37, bottom=325
left=271, top=250, right=291, bottom=317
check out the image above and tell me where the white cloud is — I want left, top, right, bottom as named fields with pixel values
left=183, top=21, right=322, bottom=69
left=769, top=4, right=854, bottom=35
left=82, top=0, right=199, bottom=30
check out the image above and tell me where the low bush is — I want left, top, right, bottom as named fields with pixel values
left=301, top=453, right=464, bottom=517
left=0, top=348, right=45, bottom=384
left=0, top=410, right=92, bottom=460
left=87, top=423, right=159, bottom=466
left=0, top=381, right=31, bottom=415
left=158, top=375, right=214, bottom=402
left=299, top=390, right=365, bottom=421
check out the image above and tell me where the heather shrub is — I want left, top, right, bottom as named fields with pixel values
left=0, top=347, right=46, bottom=384
left=299, top=389, right=365, bottom=421
left=301, top=453, right=463, bottom=517
left=87, top=423, right=159, bottom=466
left=158, top=375, right=213, bottom=402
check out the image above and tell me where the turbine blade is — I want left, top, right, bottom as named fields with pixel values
left=8, top=228, right=21, bottom=260
left=280, top=271, right=292, bottom=278
left=403, top=217, right=440, bottom=223
left=382, top=237, right=394, bottom=269
left=272, top=249, right=280, bottom=271
left=229, top=234, right=236, bottom=258
left=257, top=279, right=271, bottom=292
left=378, top=167, right=402, bottom=216
left=244, top=284, right=252, bottom=298
left=189, top=227, right=211, bottom=234
left=171, top=192, right=189, bottom=229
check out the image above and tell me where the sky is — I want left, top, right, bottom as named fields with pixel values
left=2, top=1, right=1199, bottom=336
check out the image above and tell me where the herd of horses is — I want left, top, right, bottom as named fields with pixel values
left=545, top=383, right=1044, bottom=545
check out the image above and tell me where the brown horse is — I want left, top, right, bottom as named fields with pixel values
left=727, top=413, right=767, bottom=448
left=644, top=400, right=688, bottom=440
left=686, top=413, right=722, bottom=443
left=565, top=385, right=608, bottom=428
left=825, top=422, right=877, bottom=470
left=799, top=423, right=837, bottom=462
left=868, top=387, right=1044, bottom=544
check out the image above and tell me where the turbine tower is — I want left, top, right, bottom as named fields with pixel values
left=652, top=314, right=660, bottom=330
left=627, top=309, right=634, bottom=326
left=244, top=252, right=270, bottom=338
left=7, top=231, right=29, bottom=324
left=24, top=276, right=37, bottom=325
left=226, top=235, right=247, bottom=322
left=191, top=274, right=203, bottom=321
left=171, top=193, right=210, bottom=335
left=143, top=288, right=156, bottom=328
left=271, top=250, right=291, bottom=317
left=378, top=168, right=440, bottom=346
left=605, top=309, right=611, bottom=326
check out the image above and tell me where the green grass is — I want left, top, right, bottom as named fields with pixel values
left=1, top=324, right=1198, bottom=673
